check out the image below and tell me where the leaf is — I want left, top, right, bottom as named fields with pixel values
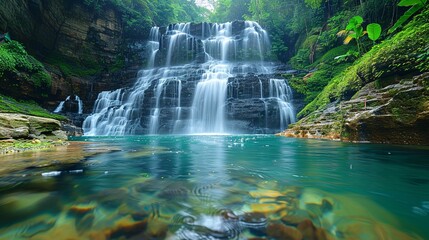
left=355, top=26, right=364, bottom=38
left=388, top=4, right=423, bottom=34
left=336, top=30, right=348, bottom=37
left=398, top=0, right=423, bottom=6
left=350, top=16, right=364, bottom=25
left=346, top=16, right=363, bottom=30
left=343, top=36, right=353, bottom=44
left=367, top=23, right=382, bottom=41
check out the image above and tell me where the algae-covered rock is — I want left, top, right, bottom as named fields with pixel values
left=281, top=73, right=429, bottom=145
left=0, top=113, right=66, bottom=140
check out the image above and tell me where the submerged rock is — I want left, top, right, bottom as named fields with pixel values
left=267, top=222, right=303, bottom=240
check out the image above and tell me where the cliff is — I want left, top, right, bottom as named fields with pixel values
left=0, top=0, right=142, bottom=113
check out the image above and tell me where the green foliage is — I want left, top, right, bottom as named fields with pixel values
left=211, top=0, right=250, bottom=22
left=46, top=52, right=102, bottom=77
left=389, top=0, right=427, bottom=34
left=366, top=23, right=382, bottom=41
left=305, top=0, right=323, bottom=9
left=338, top=15, right=382, bottom=54
left=81, top=0, right=207, bottom=39
left=0, top=94, right=67, bottom=121
left=0, top=41, right=52, bottom=87
left=298, top=7, right=429, bottom=118
left=289, top=45, right=353, bottom=103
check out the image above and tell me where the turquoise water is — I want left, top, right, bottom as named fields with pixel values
left=0, top=135, right=428, bottom=239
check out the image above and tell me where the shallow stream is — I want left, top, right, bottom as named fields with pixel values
left=0, top=135, right=428, bottom=239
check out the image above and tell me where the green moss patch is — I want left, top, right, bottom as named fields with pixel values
left=298, top=7, right=429, bottom=118
left=0, top=41, right=51, bottom=87
left=0, top=94, right=67, bottom=121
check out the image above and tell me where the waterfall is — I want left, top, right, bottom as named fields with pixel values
left=75, top=95, right=83, bottom=114
left=269, top=79, right=296, bottom=130
left=83, top=21, right=296, bottom=136
left=53, top=96, right=70, bottom=113
left=54, top=95, right=83, bottom=114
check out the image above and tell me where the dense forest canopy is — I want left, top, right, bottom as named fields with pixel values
left=81, top=0, right=208, bottom=38
left=211, top=0, right=406, bottom=62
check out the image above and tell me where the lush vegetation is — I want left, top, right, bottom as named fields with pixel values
left=81, top=0, right=208, bottom=38
left=0, top=94, right=67, bottom=121
left=208, top=0, right=428, bottom=119
left=0, top=40, right=51, bottom=88
left=298, top=6, right=429, bottom=118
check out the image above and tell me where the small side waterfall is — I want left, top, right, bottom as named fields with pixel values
left=83, top=21, right=295, bottom=136
left=53, top=95, right=83, bottom=114
left=53, top=96, right=70, bottom=113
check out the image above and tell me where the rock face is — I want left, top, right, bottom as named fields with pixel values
left=0, top=113, right=67, bottom=140
left=0, top=0, right=122, bottom=63
left=0, top=0, right=134, bottom=114
left=280, top=73, right=429, bottom=145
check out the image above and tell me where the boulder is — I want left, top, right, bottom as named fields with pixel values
left=0, top=113, right=66, bottom=140
left=281, top=73, right=429, bottom=145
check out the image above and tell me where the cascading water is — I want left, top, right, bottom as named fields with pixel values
left=54, top=95, right=83, bottom=114
left=53, top=96, right=70, bottom=113
left=83, top=21, right=295, bottom=135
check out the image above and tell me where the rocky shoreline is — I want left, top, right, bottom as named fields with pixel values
left=0, top=139, right=68, bottom=155
left=279, top=73, right=429, bottom=145
left=0, top=113, right=73, bottom=155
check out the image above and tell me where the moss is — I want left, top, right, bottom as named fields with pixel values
left=109, top=55, right=125, bottom=73
left=0, top=94, right=67, bottom=121
left=288, top=46, right=353, bottom=104
left=46, top=52, right=103, bottom=77
left=297, top=7, right=429, bottom=118
left=0, top=41, right=52, bottom=87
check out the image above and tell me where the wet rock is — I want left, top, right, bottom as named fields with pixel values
left=69, top=203, right=96, bottom=215
left=281, top=214, right=310, bottom=227
left=145, top=218, right=169, bottom=239
left=267, top=223, right=303, bottom=240
left=240, top=212, right=268, bottom=228
left=297, top=219, right=317, bottom=239
left=282, top=73, right=429, bottom=145
left=250, top=203, right=287, bottom=214
left=75, top=213, right=95, bottom=233
left=0, top=192, right=56, bottom=223
left=19, top=216, right=56, bottom=238
left=0, top=113, right=66, bottom=140
left=105, top=218, right=148, bottom=239
left=250, top=189, right=284, bottom=198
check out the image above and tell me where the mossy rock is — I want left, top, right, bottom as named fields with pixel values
left=298, top=7, right=429, bottom=118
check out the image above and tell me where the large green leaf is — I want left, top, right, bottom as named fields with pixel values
left=355, top=26, right=364, bottom=39
left=388, top=3, right=423, bottom=34
left=346, top=16, right=363, bottom=30
left=398, top=0, right=426, bottom=6
left=367, top=23, right=382, bottom=41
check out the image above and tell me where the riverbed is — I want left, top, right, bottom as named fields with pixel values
left=0, top=135, right=428, bottom=239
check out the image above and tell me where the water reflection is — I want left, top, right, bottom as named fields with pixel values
left=0, top=135, right=428, bottom=239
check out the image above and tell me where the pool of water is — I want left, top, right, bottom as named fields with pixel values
left=0, top=135, right=428, bottom=239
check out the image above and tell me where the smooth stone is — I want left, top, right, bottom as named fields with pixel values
left=145, top=218, right=169, bottom=239
left=281, top=215, right=310, bottom=227
left=20, top=216, right=56, bottom=238
left=239, top=212, right=267, bottom=228
left=267, top=223, right=303, bottom=240
left=69, top=203, right=96, bottom=215
left=250, top=203, right=287, bottom=214
left=105, top=218, right=148, bottom=239
left=250, top=189, right=284, bottom=198
left=75, top=213, right=95, bottom=233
